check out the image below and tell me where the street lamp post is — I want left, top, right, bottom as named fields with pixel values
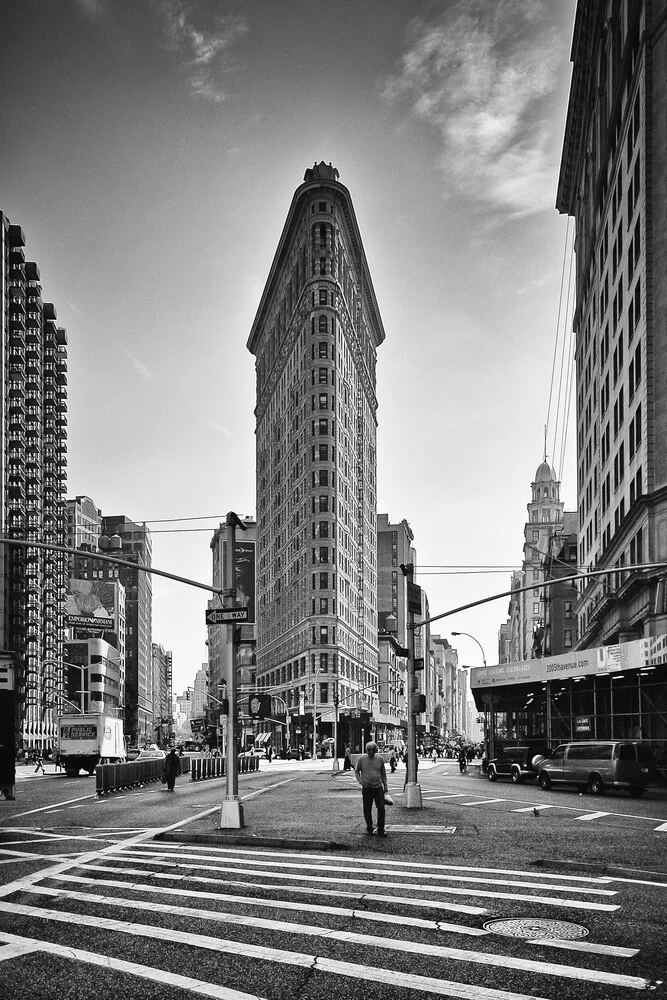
left=451, top=632, right=487, bottom=667
left=311, top=668, right=321, bottom=760
left=450, top=631, right=491, bottom=757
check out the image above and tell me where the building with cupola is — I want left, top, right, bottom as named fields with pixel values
left=499, top=460, right=571, bottom=662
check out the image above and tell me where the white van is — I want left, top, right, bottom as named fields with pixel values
left=537, top=741, right=655, bottom=797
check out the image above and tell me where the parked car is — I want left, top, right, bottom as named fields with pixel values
left=537, top=741, right=656, bottom=797
left=240, top=748, right=266, bottom=758
left=135, top=749, right=166, bottom=761
left=487, top=745, right=551, bottom=784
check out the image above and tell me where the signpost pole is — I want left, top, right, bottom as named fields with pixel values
left=401, top=563, right=422, bottom=809
left=220, top=512, right=246, bottom=829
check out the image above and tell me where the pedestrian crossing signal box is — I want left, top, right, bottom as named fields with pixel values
left=411, top=693, right=427, bottom=714
left=249, top=694, right=271, bottom=720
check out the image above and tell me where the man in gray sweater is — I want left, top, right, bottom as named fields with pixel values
left=355, top=741, right=388, bottom=836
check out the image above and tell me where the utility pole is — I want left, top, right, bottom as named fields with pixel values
left=220, top=511, right=247, bottom=829
left=401, top=563, right=423, bottom=809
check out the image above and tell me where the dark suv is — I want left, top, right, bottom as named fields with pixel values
left=487, top=745, right=550, bottom=784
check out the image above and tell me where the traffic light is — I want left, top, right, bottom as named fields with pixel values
left=411, top=693, right=426, bottom=714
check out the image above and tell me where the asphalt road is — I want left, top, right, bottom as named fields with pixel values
left=0, top=759, right=665, bottom=1000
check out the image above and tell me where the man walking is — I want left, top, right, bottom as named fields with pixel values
left=33, top=749, right=45, bottom=775
left=162, top=746, right=179, bottom=791
left=355, top=741, right=388, bottom=837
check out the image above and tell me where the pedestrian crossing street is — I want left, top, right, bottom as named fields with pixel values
left=0, top=837, right=662, bottom=1000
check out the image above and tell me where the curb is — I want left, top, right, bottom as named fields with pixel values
left=154, top=830, right=350, bottom=851
left=532, top=857, right=667, bottom=880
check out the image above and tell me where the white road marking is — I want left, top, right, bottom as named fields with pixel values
left=577, top=811, right=611, bottom=821
left=80, top=864, right=490, bottom=915
left=421, top=793, right=467, bottom=800
left=132, top=843, right=614, bottom=884
left=35, top=880, right=491, bottom=937
left=527, top=939, right=639, bottom=958
left=5, top=793, right=95, bottom=819
left=107, top=853, right=619, bottom=910
left=0, top=931, right=267, bottom=999
left=654, top=822, right=667, bottom=832
left=388, top=825, right=456, bottom=834
left=121, top=848, right=617, bottom=896
left=460, top=799, right=506, bottom=806
left=2, top=901, right=650, bottom=991
left=512, top=806, right=555, bottom=813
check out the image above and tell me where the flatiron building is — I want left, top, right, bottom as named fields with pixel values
left=247, top=163, right=385, bottom=733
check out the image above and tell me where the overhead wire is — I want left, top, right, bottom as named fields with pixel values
left=544, top=215, right=571, bottom=456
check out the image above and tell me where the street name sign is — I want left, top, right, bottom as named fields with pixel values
left=205, top=607, right=249, bottom=624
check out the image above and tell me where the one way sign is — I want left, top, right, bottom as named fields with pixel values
left=205, top=607, right=249, bottom=625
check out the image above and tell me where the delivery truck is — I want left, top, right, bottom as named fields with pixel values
left=57, top=714, right=125, bottom=776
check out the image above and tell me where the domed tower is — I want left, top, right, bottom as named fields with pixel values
left=519, top=461, right=564, bottom=659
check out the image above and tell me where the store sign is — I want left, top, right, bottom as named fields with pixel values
left=575, top=716, right=592, bottom=733
left=470, top=633, right=667, bottom=690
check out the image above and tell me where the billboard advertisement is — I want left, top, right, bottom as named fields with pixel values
left=222, top=539, right=256, bottom=625
left=470, top=633, right=667, bottom=690
left=65, top=579, right=116, bottom=632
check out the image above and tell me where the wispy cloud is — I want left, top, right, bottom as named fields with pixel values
left=204, top=418, right=232, bottom=437
left=70, top=0, right=109, bottom=20
left=120, top=345, right=153, bottom=380
left=153, top=0, right=248, bottom=103
left=383, top=0, right=565, bottom=217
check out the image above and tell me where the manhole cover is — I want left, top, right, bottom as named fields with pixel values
left=483, top=918, right=589, bottom=940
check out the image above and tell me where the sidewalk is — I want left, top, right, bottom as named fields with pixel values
left=157, top=766, right=445, bottom=851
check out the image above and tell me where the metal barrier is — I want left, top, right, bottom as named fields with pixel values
left=190, top=755, right=259, bottom=781
left=96, top=755, right=191, bottom=795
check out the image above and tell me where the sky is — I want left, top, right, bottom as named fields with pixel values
left=2, top=0, right=578, bottom=694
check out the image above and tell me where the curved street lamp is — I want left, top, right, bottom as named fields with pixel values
left=451, top=631, right=487, bottom=668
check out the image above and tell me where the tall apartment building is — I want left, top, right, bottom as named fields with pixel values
left=1, top=214, right=68, bottom=750
left=247, top=163, right=385, bottom=748
left=151, top=643, right=172, bottom=746
left=557, top=1, right=667, bottom=646
left=66, top=495, right=127, bottom=726
left=100, top=515, right=152, bottom=744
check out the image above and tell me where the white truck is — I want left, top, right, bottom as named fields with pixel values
left=57, top=714, right=126, bottom=776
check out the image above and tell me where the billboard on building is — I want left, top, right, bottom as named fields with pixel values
left=470, top=633, right=667, bottom=690
left=65, top=579, right=117, bottom=631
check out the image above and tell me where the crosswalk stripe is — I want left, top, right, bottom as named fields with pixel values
left=134, top=844, right=612, bottom=884
left=0, top=931, right=266, bottom=1000
left=654, top=822, right=667, bottom=831
left=1, top=901, right=650, bottom=991
left=119, top=849, right=617, bottom=896
left=577, top=812, right=610, bottom=821
left=49, top=874, right=490, bottom=935
left=80, top=864, right=491, bottom=915
left=526, top=938, right=639, bottom=958
left=81, top=855, right=620, bottom=911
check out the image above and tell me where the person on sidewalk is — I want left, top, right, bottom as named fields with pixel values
left=162, top=747, right=179, bottom=791
left=354, top=741, right=388, bottom=837
left=34, top=750, right=45, bottom=775
left=343, top=745, right=352, bottom=771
